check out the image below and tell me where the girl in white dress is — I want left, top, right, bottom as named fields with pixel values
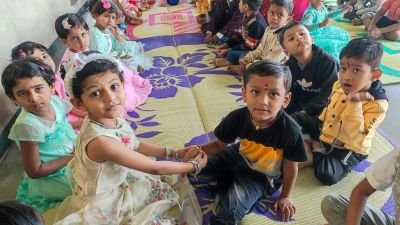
left=54, top=53, right=206, bottom=225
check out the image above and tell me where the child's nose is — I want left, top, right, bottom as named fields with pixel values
left=103, top=89, right=116, bottom=102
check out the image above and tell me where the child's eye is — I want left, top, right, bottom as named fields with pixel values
left=110, top=84, right=120, bottom=91
left=34, top=86, right=44, bottom=93
left=90, top=91, right=101, bottom=97
left=17, top=92, right=27, bottom=98
left=352, top=68, right=360, bottom=73
left=250, top=90, right=259, bottom=95
left=278, top=14, right=283, bottom=17
left=270, top=92, right=280, bottom=97
left=339, top=67, right=346, bottom=72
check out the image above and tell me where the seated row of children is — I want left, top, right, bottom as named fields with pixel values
left=200, top=0, right=399, bottom=76
left=1, top=1, right=395, bottom=225
left=2, top=25, right=392, bottom=224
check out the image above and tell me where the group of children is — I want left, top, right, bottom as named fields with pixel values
left=1, top=0, right=400, bottom=224
left=197, top=0, right=399, bottom=76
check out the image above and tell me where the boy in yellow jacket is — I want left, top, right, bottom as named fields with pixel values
left=292, top=37, right=388, bottom=185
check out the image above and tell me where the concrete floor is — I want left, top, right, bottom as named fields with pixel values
left=379, top=84, right=400, bottom=146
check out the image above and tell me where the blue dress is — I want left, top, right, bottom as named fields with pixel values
left=302, top=6, right=350, bottom=60
left=89, top=25, right=152, bottom=71
left=8, top=96, right=77, bottom=212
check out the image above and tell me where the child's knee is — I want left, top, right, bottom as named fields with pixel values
left=321, top=193, right=340, bottom=215
left=386, top=31, right=400, bottom=41
left=314, top=164, right=342, bottom=185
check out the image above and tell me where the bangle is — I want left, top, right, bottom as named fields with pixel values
left=165, top=147, right=179, bottom=160
left=188, top=159, right=202, bottom=179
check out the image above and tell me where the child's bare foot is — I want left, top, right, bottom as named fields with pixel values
left=227, top=65, right=244, bottom=75
left=351, top=18, right=363, bottom=26
left=213, top=58, right=231, bottom=67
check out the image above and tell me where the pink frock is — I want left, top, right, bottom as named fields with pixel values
left=59, top=48, right=152, bottom=114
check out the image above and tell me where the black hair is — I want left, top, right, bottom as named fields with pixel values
left=0, top=200, right=44, bottom=225
left=270, top=0, right=294, bottom=16
left=278, top=21, right=305, bottom=48
left=243, top=60, right=292, bottom=92
left=11, top=42, right=48, bottom=61
left=72, top=54, right=124, bottom=99
left=1, top=58, right=55, bottom=97
left=88, top=0, right=119, bottom=17
left=55, top=13, right=89, bottom=39
left=242, top=0, right=263, bottom=11
left=339, top=37, right=383, bottom=69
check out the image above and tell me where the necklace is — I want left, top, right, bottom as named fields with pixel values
left=90, top=118, right=118, bottom=129
left=250, top=113, right=275, bottom=130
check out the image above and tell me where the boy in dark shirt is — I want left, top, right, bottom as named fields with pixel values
left=279, top=21, right=338, bottom=116
left=214, top=0, right=267, bottom=67
left=186, top=60, right=307, bottom=224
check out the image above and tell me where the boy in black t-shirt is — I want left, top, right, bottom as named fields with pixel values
left=186, top=60, right=307, bottom=225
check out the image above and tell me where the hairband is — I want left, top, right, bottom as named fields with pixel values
left=18, top=49, right=27, bottom=58
left=62, top=17, right=72, bottom=30
left=64, top=53, right=124, bottom=98
left=101, top=0, right=111, bottom=9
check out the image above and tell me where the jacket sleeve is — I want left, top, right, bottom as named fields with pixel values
left=340, top=99, right=388, bottom=148
left=205, top=0, right=225, bottom=33
left=304, top=58, right=338, bottom=116
left=244, top=21, right=266, bottom=50
left=242, top=29, right=268, bottom=62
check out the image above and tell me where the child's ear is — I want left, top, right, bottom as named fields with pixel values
left=283, top=48, right=290, bottom=57
left=311, top=36, right=314, bottom=43
left=70, top=98, right=87, bottom=112
left=242, top=87, right=247, bottom=103
left=49, top=84, right=56, bottom=95
left=282, top=91, right=292, bottom=108
left=287, top=16, right=293, bottom=22
left=371, top=68, right=382, bottom=81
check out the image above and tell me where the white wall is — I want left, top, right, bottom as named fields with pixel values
left=0, top=0, right=86, bottom=132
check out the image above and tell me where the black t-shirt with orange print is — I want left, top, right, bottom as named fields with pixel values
left=215, top=107, right=307, bottom=180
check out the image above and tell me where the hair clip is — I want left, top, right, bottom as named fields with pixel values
left=39, top=65, right=45, bottom=71
left=18, top=49, right=27, bottom=58
left=101, top=0, right=111, bottom=9
left=62, top=17, right=72, bottom=30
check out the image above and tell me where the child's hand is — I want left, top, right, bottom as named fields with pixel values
left=370, top=27, right=382, bottom=38
left=209, top=35, right=219, bottom=45
left=347, top=91, right=374, bottom=102
left=183, top=147, right=200, bottom=162
left=320, top=18, right=332, bottom=27
left=194, top=150, right=207, bottom=169
left=217, top=48, right=229, bottom=57
left=204, top=33, right=213, bottom=43
left=273, top=197, right=296, bottom=221
left=239, top=58, right=248, bottom=66
left=343, top=4, right=353, bottom=14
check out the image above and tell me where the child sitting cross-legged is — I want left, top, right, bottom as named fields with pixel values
left=292, top=37, right=389, bottom=185
left=185, top=60, right=308, bottom=224
left=53, top=53, right=207, bottom=225
left=229, top=0, right=293, bottom=75
left=362, top=0, right=400, bottom=41
left=214, top=0, right=267, bottom=67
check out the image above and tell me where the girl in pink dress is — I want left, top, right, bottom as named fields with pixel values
left=55, top=13, right=152, bottom=114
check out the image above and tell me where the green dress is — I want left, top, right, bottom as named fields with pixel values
left=8, top=96, right=77, bottom=212
left=302, top=6, right=350, bottom=60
